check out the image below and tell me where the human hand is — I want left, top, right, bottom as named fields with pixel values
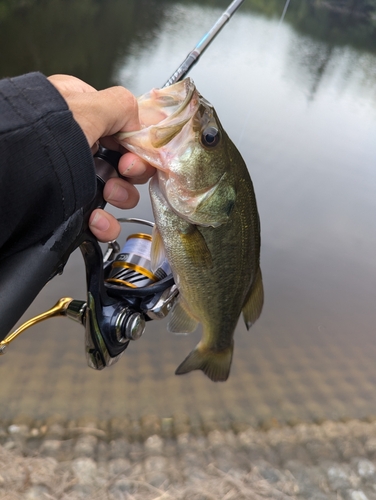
left=47, top=74, right=155, bottom=242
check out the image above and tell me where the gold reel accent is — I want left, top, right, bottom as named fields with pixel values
left=127, top=233, right=152, bottom=242
left=0, top=297, right=74, bottom=354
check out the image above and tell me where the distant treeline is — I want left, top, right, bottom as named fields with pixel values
left=244, top=0, right=376, bottom=52
left=0, top=0, right=32, bottom=21
left=1, top=0, right=376, bottom=86
left=1, top=0, right=376, bottom=22
left=314, top=0, right=376, bottom=16
left=2, top=0, right=376, bottom=18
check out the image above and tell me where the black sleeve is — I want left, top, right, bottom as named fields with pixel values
left=0, top=72, right=97, bottom=259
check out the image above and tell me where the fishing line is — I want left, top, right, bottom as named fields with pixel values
left=237, top=0, right=292, bottom=148
left=278, top=0, right=292, bottom=29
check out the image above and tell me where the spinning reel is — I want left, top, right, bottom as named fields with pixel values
left=0, top=149, right=178, bottom=370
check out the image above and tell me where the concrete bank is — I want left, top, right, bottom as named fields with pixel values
left=1, top=416, right=376, bottom=499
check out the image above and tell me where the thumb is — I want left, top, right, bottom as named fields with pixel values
left=64, top=86, right=141, bottom=148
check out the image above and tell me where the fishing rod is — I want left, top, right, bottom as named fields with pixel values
left=164, top=0, right=245, bottom=87
left=0, top=0, right=246, bottom=366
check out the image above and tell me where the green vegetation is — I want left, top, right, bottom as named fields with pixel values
left=0, top=0, right=166, bottom=88
left=1, top=0, right=376, bottom=85
left=237, top=0, right=376, bottom=53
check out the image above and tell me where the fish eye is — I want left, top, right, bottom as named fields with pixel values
left=201, top=127, right=220, bottom=148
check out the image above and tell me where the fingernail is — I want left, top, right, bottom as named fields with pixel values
left=90, top=213, right=110, bottom=232
left=107, top=183, right=129, bottom=203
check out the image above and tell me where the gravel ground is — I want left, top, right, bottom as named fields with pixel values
left=2, top=416, right=376, bottom=499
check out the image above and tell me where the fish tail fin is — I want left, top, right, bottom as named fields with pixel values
left=175, top=341, right=234, bottom=382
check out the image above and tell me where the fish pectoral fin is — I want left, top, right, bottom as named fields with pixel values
left=190, top=176, right=236, bottom=227
left=168, top=299, right=198, bottom=334
left=150, top=225, right=166, bottom=273
left=242, top=266, right=264, bottom=330
left=179, top=224, right=212, bottom=267
left=175, top=341, right=234, bottom=382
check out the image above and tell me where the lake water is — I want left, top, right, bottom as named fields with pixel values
left=1, top=0, right=376, bottom=425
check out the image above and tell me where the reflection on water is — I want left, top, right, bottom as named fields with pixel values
left=1, top=0, right=376, bottom=423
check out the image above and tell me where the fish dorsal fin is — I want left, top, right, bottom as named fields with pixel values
left=150, top=225, right=166, bottom=273
left=242, top=267, right=264, bottom=330
left=178, top=224, right=212, bottom=268
left=168, top=299, right=198, bottom=334
left=150, top=119, right=188, bottom=148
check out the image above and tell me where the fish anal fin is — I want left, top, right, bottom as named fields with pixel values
left=150, top=225, right=166, bottom=273
left=179, top=225, right=212, bottom=267
left=175, top=341, right=234, bottom=382
left=243, top=267, right=264, bottom=330
left=168, top=300, right=198, bottom=334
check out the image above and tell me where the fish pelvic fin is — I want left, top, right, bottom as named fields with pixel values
left=175, top=341, right=234, bottom=382
left=168, top=299, right=199, bottom=334
left=150, top=225, right=166, bottom=272
left=243, top=266, right=264, bottom=330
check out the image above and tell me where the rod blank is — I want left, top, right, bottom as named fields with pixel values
left=163, top=0, right=245, bottom=87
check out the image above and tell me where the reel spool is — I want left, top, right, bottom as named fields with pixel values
left=106, top=233, right=170, bottom=288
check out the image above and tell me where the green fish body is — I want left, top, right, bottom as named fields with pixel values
left=117, top=78, right=263, bottom=381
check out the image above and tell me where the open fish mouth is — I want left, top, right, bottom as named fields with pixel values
left=115, top=79, right=201, bottom=171
left=115, top=78, right=228, bottom=226
left=116, top=78, right=199, bottom=145
left=138, top=78, right=197, bottom=127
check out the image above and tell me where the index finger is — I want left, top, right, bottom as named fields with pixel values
left=65, top=86, right=141, bottom=148
left=99, top=86, right=141, bottom=134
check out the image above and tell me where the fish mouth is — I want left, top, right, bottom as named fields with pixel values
left=116, top=78, right=224, bottom=226
left=143, top=79, right=196, bottom=125
left=115, top=78, right=200, bottom=169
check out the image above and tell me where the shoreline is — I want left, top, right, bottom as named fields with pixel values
left=1, top=416, right=376, bottom=499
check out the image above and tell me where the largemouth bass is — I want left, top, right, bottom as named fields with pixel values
left=117, top=78, right=263, bottom=382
